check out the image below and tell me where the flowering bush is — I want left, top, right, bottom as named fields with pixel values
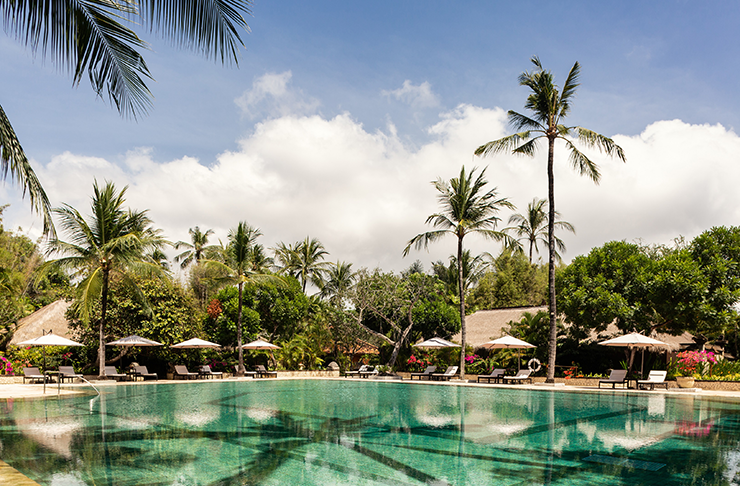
left=673, top=350, right=717, bottom=377
left=406, top=355, right=432, bottom=372
left=0, top=355, right=14, bottom=375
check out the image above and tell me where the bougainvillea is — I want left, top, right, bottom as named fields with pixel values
left=675, top=350, right=717, bottom=376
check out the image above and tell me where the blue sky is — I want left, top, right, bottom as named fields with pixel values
left=2, top=1, right=740, bottom=274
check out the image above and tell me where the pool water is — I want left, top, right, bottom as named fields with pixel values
left=1, top=380, right=739, bottom=485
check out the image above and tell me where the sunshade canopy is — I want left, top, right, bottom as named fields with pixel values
left=480, top=335, right=536, bottom=349
left=107, top=335, right=163, bottom=346
left=413, top=337, right=461, bottom=348
left=242, top=339, right=281, bottom=350
left=599, top=332, right=668, bottom=347
left=17, top=333, right=82, bottom=347
left=171, top=338, right=221, bottom=349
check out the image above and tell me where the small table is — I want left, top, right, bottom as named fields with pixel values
left=127, top=370, right=143, bottom=382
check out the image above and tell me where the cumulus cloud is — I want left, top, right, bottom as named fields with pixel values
left=14, top=105, right=740, bottom=275
left=234, top=71, right=320, bottom=119
left=382, top=80, right=440, bottom=109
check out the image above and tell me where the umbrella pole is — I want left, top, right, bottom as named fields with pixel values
left=641, top=348, right=645, bottom=380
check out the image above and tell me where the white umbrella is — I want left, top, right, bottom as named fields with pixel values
left=480, top=335, right=536, bottom=371
left=171, top=338, right=221, bottom=349
left=599, top=332, right=668, bottom=379
left=17, top=331, right=83, bottom=393
left=106, top=335, right=163, bottom=347
left=242, top=339, right=281, bottom=350
left=413, top=337, right=461, bottom=349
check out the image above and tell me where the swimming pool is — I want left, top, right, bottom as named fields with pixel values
left=0, top=380, right=739, bottom=485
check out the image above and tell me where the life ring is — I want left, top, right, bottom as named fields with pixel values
left=527, top=358, right=542, bottom=372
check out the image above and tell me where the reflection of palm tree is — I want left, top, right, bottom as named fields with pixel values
left=174, top=227, right=215, bottom=268
left=203, top=222, right=282, bottom=374
left=1, top=1, right=252, bottom=237
left=506, top=198, right=575, bottom=263
left=44, top=181, right=166, bottom=377
left=476, top=57, right=626, bottom=382
left=404, top=166, right=514, bottom=376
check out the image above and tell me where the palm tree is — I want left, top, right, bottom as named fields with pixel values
left=43, top=180, right=166, bottom=377
left=475, top=56, right=626, bottom=382
left=174, top=226, right=215, bottom=268
left=272, top=241, right=300, bottom=278
left=432, top=250, right=489, bottom=299
left=506, top=197, right=575, bottom=263
left=203, top=222, right=282, bottom=375
left=1, top=0, right=252, bottom=236
left=320, top=261, right=355, bottom=305
left=295, top=237, right=331, bottom=293
left=403, top=166, right=514, bottom=376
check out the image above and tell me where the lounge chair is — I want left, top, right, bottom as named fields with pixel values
left=502, top=369, right=533, bottom=384
left=104, top=366, right=128, bottom=381
left=598, top=369, right=629, bottom=389
left=636, top=370, right=668, bottom=390
left=199, top=365, right=223, bottom=379
left=410, top=366, right=437, bottom=380
left=343, top=364, right=369, bottom=378
left=477, top=368, right=506, bottom=384
left=233, top=365, right=258, bottom=378
left=134, top=365, right=158, bottom=380
left=431, top=366, right=458, bottom=381
left=255, top=365, right=277, bottom=378
left=359, top=366, right=379, bottom=378
left=59, top=366, right=83, bottom=383
left=174, top=365, right=199, bottom=380
left=22, top=367, right=46, bottom=384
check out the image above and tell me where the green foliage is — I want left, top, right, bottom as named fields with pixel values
left=469, top=250, right=547, bottom=310
left=505, top=310, right=561, bottom=363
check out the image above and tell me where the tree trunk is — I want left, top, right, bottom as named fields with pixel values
left=458, top=236, right=467, bottom=378
left=546, top=135, right=557, bottom=383
left=98, top=265, right=110, bottom=379
left=237, top=281, right=244, bottom=376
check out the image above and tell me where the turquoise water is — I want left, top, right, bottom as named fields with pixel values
left=1, top=380, right=739, bottom=485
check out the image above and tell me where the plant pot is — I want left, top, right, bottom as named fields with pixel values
left=676, top=377, right=695, bottom=388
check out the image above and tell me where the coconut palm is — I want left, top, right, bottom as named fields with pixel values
left=43, top=180, right=166, bottom=377
left=1, top=0, right=252, bottom=236
left=432, top=250, right=489, bottom=299
left=403, top=165, right=514, bottom=376
left=203, top=222, right=283, bottom=375
left=506, top=197, right=575, bottom=263
left=174, top=227, right=215, bottom=268
left=475, top=56, right=626, bottom=382
left=273, top=237, right=331, bottom=293
left=272, top=241, right=300, bottom=278
left=320, top=261, right=355, bottom=305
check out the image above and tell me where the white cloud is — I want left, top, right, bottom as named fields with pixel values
left=382, top=80, right=440, bottom=109
left=234, top=71, right=320, bottom=119
left=11, top=105, right=740, bottom=275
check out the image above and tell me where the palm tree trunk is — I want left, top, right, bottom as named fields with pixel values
left=237, top=281, right=244, bottom=376
left=98, top=265, right=110, bottom=378
left=546, top=136, right=557, bottom=383
left=458, top=236, right=466, bottom=378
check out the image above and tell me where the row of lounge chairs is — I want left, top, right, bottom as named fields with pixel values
left=23, top=366, right=84, bottom=384
left=410, top=366, right=459, bottom=381
left=476, top=368, right=534, bottom=384
left=598, top=369, right=669, bottom=390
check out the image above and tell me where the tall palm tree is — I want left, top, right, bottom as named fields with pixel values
left=432, top=250, right=489, bottom=299
left=203, top=222, right=282, bottom=375
left=174, top=226, right=215, bottom=268
left=320, top=261, right=355, bottom=305
left=43, top=180, right=166, bottom=377
left=1, top=0, right=252, bottom=236
left=272, top=241, right=300, bottom=278
left=475, top=56, right=626, bottom=382
left=294, top=237, right=331, bottom=293
left=403, top=166, right=514, bottom=376
left=506, top=197, right=575, bottom=263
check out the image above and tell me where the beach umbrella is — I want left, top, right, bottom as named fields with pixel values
left=480, top=335, right=536, bottom=370
left=242, top=339, right=281, bottom=350
left=599, top=332, right=668, bottom=379
left=171, top=338, right=221, bottom=349
left=17, top=331, right=83, bottom=393
left=413, top=337, right=461, bottom=349
left=106, top=335, right=163, bottom=347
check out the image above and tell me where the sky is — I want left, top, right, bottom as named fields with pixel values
left=2, top=1, right=740, bottom=276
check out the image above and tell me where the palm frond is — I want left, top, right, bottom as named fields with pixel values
left=403, top=230, right=450, bottom=256
left=508, top=110, right=543, bottom=132
left=558, top=61, right=581, bottom=118
left=475, top=131, right=533, bottom=157
left=574, top=127, right=627, bottom=163
left=563, top=139, right=601, bottom=183
left=512, top=137, right=540, bottom=157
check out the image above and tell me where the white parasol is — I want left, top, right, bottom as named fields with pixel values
left=106, top=335, right=163, bottom=347
left=480, top=335, right=536, bottom=371
left=413, top=337, right=461, bottom=348
left=171, top=338, right=221, bottom=349
left=599, top=332, right=668, bottom=379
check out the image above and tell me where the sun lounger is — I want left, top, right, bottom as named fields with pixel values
left=199, top=365, right=223, bottom=379
left=174, top=365, right=199, bottom=380
left=134, top=365, right=158, bottom=380
left=598, top=369, right=628, bottom=389
left=502, top=369, right=533, bottom=384
left=359, top=366, right=379, bottom=378
left=343, top=364, right=369, bottom=377
left=477, top=368, right=506, bottom=384
left=256, top=365, right=277, bottom=378
left=431, top=366, right=458, bottom=381
left=59, top=366, right=83, bottom=383
left=233, top=365, right=258, bottom=378
left=104, top=366, right=128, bottom=381
left=636, top=370, right=668, bottom=390
left=410, top=366, right=437, bottom=380
left=22, top=367, right=46, bottom=384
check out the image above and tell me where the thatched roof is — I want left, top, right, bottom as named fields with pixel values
left=9, top=300, right=73, bottom=346
left=453, top=306, right=547, bottom=348
left=454, top=306, right=696, bottom=352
